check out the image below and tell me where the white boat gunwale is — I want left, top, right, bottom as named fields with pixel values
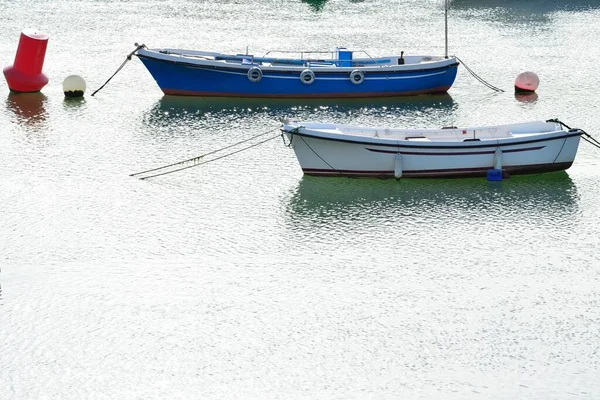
left=282, top=124, right=584, bottom=150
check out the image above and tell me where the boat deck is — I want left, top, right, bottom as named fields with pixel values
left=295, top=121, right=563, bottom=142
left=153, top=49, right=446, bottom=69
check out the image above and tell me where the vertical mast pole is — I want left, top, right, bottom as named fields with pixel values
left=445, top=0, right=449, bottom=59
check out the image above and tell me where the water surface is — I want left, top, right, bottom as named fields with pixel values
left=1, top=1, right=600, bottom=399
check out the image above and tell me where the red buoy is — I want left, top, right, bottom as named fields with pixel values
left=514, top=71, right=539, bottom=93
left=3, top=29, right=49, bottom=93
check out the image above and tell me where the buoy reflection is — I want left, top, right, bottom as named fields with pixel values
left=514, top=92, right=539, bottom=103
left=6, top=92, right=48, bottom=124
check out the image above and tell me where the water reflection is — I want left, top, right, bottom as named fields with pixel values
left=302, top=0, right=328, bottom=12
left=450, top=0, right=600, bottom=23
left=286, top=172, right=579, bottom=227
left=451, top=0, right=600, bottom=13
left=514, top=91, right=539, bottom=104
left=62, top=96, right=87, bottom=109
left=143, top=94, right=455, bottom=127
left=5, top=92, right=48, bottom=125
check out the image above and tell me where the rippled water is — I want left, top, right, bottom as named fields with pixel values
left=2, top=1, right=600, bottom=399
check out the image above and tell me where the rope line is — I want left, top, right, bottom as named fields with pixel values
left=281, top=127, right=300, bottom=147
left=455, top=56, right=504, bottom=93
left=552, top=137, right=569, bottom=164
left=583, top=133, right=600, bottom=148
left=547, top=118, right=600, bottom=150
left=581, top=135, right=600, bottom=150
left=282, top=126, right=337, bottom=173
left=547, top=118, right=573, bottom=130
left=298, top=135, right=338, bottom=173
left=131, top=127, right=281, bottom=180
left=131, top=127, right=279, bottom=177
left=92, top=43, right=146, bottom=96
left=138, top=134, right=281, bottom=180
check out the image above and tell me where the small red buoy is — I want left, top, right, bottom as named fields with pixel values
left=3, top=29, right=49, bottom=93
left=514, top=71, right=539, bottom=93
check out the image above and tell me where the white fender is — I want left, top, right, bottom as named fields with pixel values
left=247, top=67, right=263, bottom=82
left=494, top=148, right=502, bottom=170
left=300, top=69, right=315, bottom=84
left=349, top=69, right=365, bottom=85
left=394, top=153, right=403, bottom=179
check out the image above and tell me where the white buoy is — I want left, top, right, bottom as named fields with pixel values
left=514, top=71, right=539, bottom=93
left=63, top=75, right=86, bottom=97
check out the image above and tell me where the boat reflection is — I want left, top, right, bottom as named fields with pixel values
left=301, top=0, right=328, bottom=12
left=286, top=172, right=579, bottom=227
left=5, top=92, right=48, bottom=125
left=143, top=93, right=455, bottom=127
left=450, top=0, right=599, bottom=23
left=451, top=0, right=599, bottom=12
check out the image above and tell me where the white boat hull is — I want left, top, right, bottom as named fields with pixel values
left=282, top=121, right=583, bottom=178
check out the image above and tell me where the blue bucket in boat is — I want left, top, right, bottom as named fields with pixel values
left=336, top=47, right=353, bottom=67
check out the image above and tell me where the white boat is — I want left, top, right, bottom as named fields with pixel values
left=281, top=119, right=584, bottom=178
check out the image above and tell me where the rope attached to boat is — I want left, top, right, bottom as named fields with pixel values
left=281, top=125, right=338, bottom=174
left=281, top=126, right=301, bottom=147
left=547, top=118, right=600, bottom=150
left=455, top=56, right=504, bottom=93
left=91, top=43, right=146, bottom=96
left=130, top=127, right=280, bottom=180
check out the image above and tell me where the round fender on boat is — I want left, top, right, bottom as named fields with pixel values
left=300, top=69, right=315, bottom=84
left=514, top=71, right=539, bottom=93
left=247, top=67, right=262, bottom=83
left=349, top=69, right=364, bottom=84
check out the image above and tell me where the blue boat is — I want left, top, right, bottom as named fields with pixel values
left=135, top=46, right=459, bottom=98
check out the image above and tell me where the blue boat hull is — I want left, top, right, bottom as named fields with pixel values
left=137, top=54, right=459, bottom=98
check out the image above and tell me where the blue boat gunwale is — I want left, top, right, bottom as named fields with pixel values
left=136, top=47, right=460, bottom=74
left=137, top=52, right=460, bottom=77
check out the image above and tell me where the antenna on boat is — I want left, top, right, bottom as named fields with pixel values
left=444, top=0, right=449, bottom=59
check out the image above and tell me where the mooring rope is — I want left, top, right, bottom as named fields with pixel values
left=280, top=126, right=300, bottom=147
left=131, top=127, right=281, bottom=180
left=455, top=56, right=504, bottom=93
left=91, top=43, right=146, bottom=96
left=581, top=135, right=600, bottom=150
left=282, top=125, right=337, bottom=173
left=547, top=118, right=574, bottom=130
left=298, top=135, right=338, bottom=174
left=547, top=118, right=600, bottom=150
